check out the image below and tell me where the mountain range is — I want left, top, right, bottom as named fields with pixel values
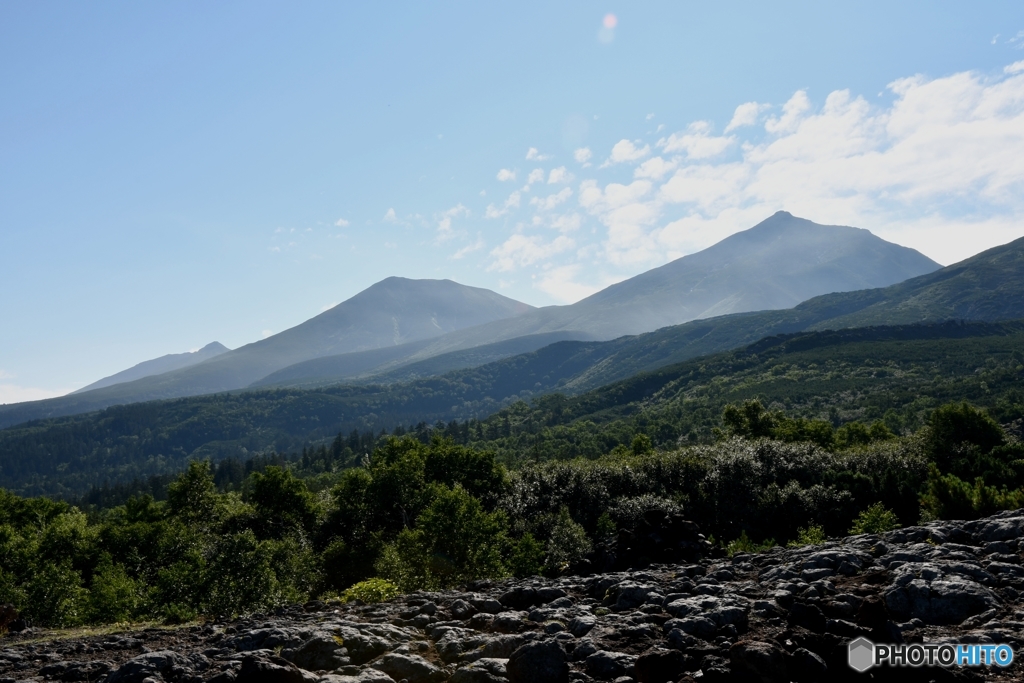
left=3, top=215, right=1024, bottom=493
left=0, top=211, right=941, bottom=430
left=71, top=342, right=231, bottom=394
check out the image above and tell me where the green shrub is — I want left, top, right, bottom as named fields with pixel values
left=167, top=461, right=218, bottom=527
left=507, top=533, right=545, bottom=578
left=544, top=507, right=592, bottom=573
left=849, top=503, right=901, bottom=534
left=920, top=465, right=1024, bottom=520
left=375, top=485, right=508, bottom=590
left=249, top=466, right=320, bottom=537
left=341, top=578, right=400, bottom=604
left=204, top=530, right=279, bottom=617
left=25, top=560, right=87, bottom=627
left=161, top=602, right=197, bottom=625
left=925, top=403, right=1005, bottom=474
left=595, top=512, right=617, bottom=539
left=87, top=554, right=145, bottom=623
left=725, top=531, right=776, bottom=556
left=787, top=525, right=826, bottom=547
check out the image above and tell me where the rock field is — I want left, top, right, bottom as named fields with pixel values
left=5, top=509, right=1024, bottom=683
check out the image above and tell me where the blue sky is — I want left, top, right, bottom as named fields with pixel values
left=2, top=1, right=1024, bottom=401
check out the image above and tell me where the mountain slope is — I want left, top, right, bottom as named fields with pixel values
left=72, top=342, right=230, bottom=394
left=250, top=212, right=940, bottom=386
left=3, top=318, right=1023, bottom=497
left=252, top=331, right=593, bottom=389
left=362, top=212, right=941, bottom=364
left=0, top=278, right=532, bottom=428
left=255, top=229, right=1024, bottom=400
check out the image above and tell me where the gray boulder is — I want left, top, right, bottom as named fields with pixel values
left=236, top=654, right=318, bottom=683
left=884, top=575, right=998, bottom=625
left=282, top=632, right=349, bottom=671
left=371, top=653, right=447, bottom=683
left=506, top=640, right=568, bottom=683
left=729, top=640, right=788, bottom=683
left=106, top=650, right=200, bottom=683
left=449, top=658, right=509, bottom=683
left=585, top=650, right=636, bottom=680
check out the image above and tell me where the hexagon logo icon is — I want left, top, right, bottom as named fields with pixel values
left=848, top=637, right=874, bottom=672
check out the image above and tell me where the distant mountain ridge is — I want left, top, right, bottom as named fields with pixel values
left=249, top=212, right=941, bottom=387
left=0, top=278, right=532, bottom=427
left=71, top=342, right=230, bottom=394
left=0, top=212, right=945, bottom=427
left=338, top=212, right=941, bottom=369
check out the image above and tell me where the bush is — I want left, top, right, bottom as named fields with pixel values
left=925, top=403, right=1005, bottom=473
left=375, top=485, right=508, bottom=590
left=249, top=466, right=320, bottom=536
left=787, top=525, right=826, bottom=547
left=204, top=530, right=280, bottom=617
left=849, top=503, right=901, bottom=534
left=88, top=554, right=145, bottom=623
left=341, top=578, right=400, bottom=604
left=920, top=465, right=1024, bottom=520
left=507, top=533, right=545, bottom=578
left=725, top=531, right=775, bottom=556
left=25, top=560, right=87, bottom=627
left=545, top=507, right=592, bottom=573
left=594, top=513, right=617, bottom=539
left=161, top=603, right=197, bottom=625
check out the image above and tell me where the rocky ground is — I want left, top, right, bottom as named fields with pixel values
left=4, top=509, right=1024, bottom=683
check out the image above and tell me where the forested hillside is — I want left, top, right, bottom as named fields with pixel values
left=2, top=397, right=1022, bottom=628
left=2, top=320, right=1023, bottom=498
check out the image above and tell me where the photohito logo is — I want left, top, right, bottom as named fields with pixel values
left=848, top=637, right=1014, bottom=671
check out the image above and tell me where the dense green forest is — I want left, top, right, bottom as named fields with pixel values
left=2, top=320, right=1021, bottom=497
left=461, top=321, right=1024, bottom=464
left=2, top=319, right=1024, bottom=627
left=2, top=398, right=1022, bottom=628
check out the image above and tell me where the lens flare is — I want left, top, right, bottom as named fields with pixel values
left=603, top=13, right=618, bottom=29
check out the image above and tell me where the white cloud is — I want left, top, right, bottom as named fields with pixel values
left=488, top=233, right=574, bottom=272
left=530, top=187, right=573, bottom=211
left=383, top=208, right=397, bottom=222
left=525, top=147, right=552, bottom=161
left=646, top=113, right=656, bottom=121
left=658, top=121, right=734, bottom=159
left=547, top=166, right=573, bottom=184
left=634, top=156, right=679, bottom=180
left=436, top=204, right=469, bottom=240
left=497, top=168, right=517, bottom=182
left=452, top=237, right=486, bottom=259
left=334, top=218, right=350, bottom=227
left=764, top=90, right=812, bottom=134
left=262, top=329, right=274, bottom=339
left=725, top=101, right=770, bottom=132
left=550, top=213, right=582, bottom=233
left=321, top=301, right=338, bottom=312
left=602, top=139, right=651, bottom=166
left=485, top=191, right=521, bottom=219
left=536, top=264, right=601, bottom=303
left=649, top=66, right=1024, bottom=263
left=459, top=61, right=1024, bottom=291
left=578, top=179, right=662, bottom=266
